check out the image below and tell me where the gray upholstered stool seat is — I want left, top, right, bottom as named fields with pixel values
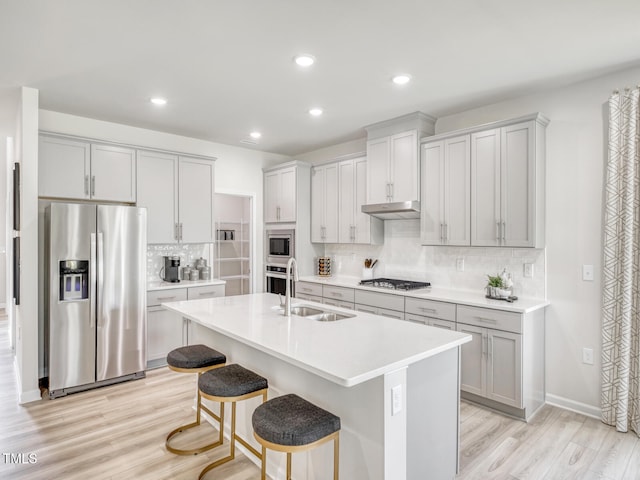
left=197, top=364, right=269, bottom=480
left=252, top=394, right=341, bottom=480
left=167, top=344, right=226, bottom=370
left=165, top=344, right=226, bottom=456
left=199, top=363, right=268, bottom=397
left=252, top=393, right=341, bottom=446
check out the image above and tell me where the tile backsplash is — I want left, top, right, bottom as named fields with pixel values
left=147, top=244, right=214, bottom=282
left=324, top=220, right=546, bottom=298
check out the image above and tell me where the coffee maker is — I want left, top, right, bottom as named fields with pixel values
left=162, top=256, right=181, bottom=283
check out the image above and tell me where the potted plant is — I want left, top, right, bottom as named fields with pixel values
left=486, top=270, right=513, bottom=298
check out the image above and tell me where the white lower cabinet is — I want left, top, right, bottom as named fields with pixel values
left=457, top=305, right=528, bottom=413
left=146, top=284, right=225, bottom=369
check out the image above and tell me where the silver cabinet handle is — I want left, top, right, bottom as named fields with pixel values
left=444, top=223, right=448, bottom=242
left=482, top=333, right=487, bottom=356
left=359, top=306, right=377, bottom=314
left=476, top=316, right=497, bottom=324
left=301, top=287, right=312, bottom=292
left=420, top=307, right=437, bottom=313
left=350, top=225, right=355, bottom=240
left=198, top=292, right=215, bottom=297
left=502, top=221, right=506, bottom=242
left=496, top=222, right=501, bottom=242
left=330, top=292, right=343, bottom=297
left=156, top=295, right=177, bottom=301
left=179, top=223, right=183, bottom=241
left=488, top=335, right=493, bottom=359
left=389, top=182, right=394, bottom=201
left=277, top=206, right=281, bottom=221
left=84, top=175, right=89, bottom=195
left=91, top=175, right=96, bottom=196
left=174, top=223, right=179, bottom=241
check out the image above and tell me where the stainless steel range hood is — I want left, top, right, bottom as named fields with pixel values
left=361, top=200, right=421, bottom=220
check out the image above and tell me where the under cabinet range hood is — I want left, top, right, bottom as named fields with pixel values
left=361, top=200, right=421, bottom=220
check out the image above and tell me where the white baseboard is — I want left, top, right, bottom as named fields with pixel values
left=13, top=356, right=42, bottom=404
left=546, top=393, right=601, bottom=420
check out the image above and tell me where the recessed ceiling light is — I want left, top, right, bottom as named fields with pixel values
left=309, top=108, right=323, bottom=117
left=250, top=131, right=262, bottom=139
left=392, top=74, right=412, bottom=85
left=294, top=54, right=315, bottom=67
left=150, top=97, right=167, bottom=105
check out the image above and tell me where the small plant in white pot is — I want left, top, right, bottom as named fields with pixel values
left=486, top=269, right=513, bottom=298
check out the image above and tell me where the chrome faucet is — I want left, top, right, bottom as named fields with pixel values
left=284, top=257, right=299, bottom=316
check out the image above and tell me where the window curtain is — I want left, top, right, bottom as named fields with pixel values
left=601, top=86, right=640, bottom=435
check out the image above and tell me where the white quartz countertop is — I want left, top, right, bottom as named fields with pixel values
left=147, top=278, right=226, bottom=291
left=162, top=292, right=471, bottom=387
left=298, top=275, right=549, bottom=314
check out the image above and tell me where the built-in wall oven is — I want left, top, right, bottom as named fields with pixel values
left=265, top=229, right=295, bottom=295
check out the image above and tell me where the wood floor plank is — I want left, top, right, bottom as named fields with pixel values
left=588, top=427, right=638, bottom=480
left=542, top=441, right=598, bottom=480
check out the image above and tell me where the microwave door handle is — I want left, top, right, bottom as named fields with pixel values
left=90, top=233, right=97, bottom=328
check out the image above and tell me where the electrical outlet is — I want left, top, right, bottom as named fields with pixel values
left=582, top=265, right=594, bottom=281
left=524, top=263, right=534, bottom=278
left=391, top=385, right=402, bottom=416
left=456, top=257, right=464, bottom=272
left=583, top=347, right=594, bottom=365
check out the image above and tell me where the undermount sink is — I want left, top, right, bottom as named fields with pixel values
left=281, top=304, right=355, bottom=322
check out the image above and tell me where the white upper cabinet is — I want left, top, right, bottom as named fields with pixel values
left=338, top=156, right=383, bottom=244
left=39, top=135, right=135, bottom=203
left=421, top=135, right=471, bottom=245
left=136, top=150, right=179, bottom=244
left=137, top=151, right=215, bottom=244
left=264, top=165, right=297, bottom=223
left=471, top=118, right=545, bottom=247
left=366, top=130, right=419, bottom=204
left=90, top=144, right=136, bottom=202
left=311, top=163, right=338, bottom=243
left=178, top=157, right=215, bottom=243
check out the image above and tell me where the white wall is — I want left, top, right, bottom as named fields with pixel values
left=298, top=65, right=640, bottom=416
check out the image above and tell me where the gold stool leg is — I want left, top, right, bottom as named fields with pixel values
left=261, top=445, right=267, bottom=480
left=334, top=434, right=340, bottom=480
left=166, top=371, right=224, bottom=456
left=286, top=452, right=292, bottom=480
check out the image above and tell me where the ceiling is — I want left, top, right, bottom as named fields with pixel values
left=2, top=0, right=640, bottom=156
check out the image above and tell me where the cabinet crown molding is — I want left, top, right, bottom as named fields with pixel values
left=364, top=111, right=436, bottom=139
left=420, top=112, right=549, bottom=144
left=262, top=159, right=310, bottom=173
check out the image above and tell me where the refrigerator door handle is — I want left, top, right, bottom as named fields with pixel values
left=90, top=233, right=97, bottom=328
left=96, top=231, right=104, bottom=326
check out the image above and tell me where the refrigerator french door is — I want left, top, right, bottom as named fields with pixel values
left=46, top=203, right=147, bottom=398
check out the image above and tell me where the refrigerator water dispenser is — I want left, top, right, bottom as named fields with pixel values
left=59, top=260, right=89, bottom=301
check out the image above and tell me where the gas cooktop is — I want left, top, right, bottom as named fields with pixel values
left=359, top=278, right=431, bottom=291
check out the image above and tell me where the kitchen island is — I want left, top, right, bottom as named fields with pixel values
left=162, top=292, right=471, bottom=480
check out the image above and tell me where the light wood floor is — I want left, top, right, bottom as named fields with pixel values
left=1, top=315, right=638, bottom=479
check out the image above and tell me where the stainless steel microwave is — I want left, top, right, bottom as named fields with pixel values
left=266, top=229, right=294, bottom=265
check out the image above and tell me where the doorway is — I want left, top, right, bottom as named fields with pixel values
left=214, top=193, right=254, bottom=296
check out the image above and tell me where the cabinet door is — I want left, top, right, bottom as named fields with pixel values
left=279, top=167, right=297, bottom=222
left=264, top=170, right=280, bottom=223
left=444, top=136, right=471, bottom=245
left=487, top=330, right=522, bottom=408
left=39, top=135, right=90, bottom=199
left=338, top=160, right=355, bottom=243
left=324, top=163, right=339, bottom=243
left=389, top=130, right=419, bottom=202
left=179, top=157, right=214, bottom=243
left=354, top=157, right=372, bottom=244
left=147, top=307, right=185, bottom=366
left=366, top=137, right=390, bottom=204
left=457, top=324, right=486, bottom=396
left=137, top=150, right=179, bottom=244
left=471, top=129, right=501, bottom=246
left=90, top=144, right=136, bottom=202
left=311, top=166, right=325, bottom=242
left=501, top=122, right=535, bottom=247
left=421, top=141, right=444, bottom=245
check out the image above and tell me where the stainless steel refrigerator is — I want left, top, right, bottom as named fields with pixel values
left=44, top=203, right=147, bottom=398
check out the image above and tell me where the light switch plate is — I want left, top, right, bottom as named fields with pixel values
left=524, top=263, right=534, bottom=278
left=583, top=347, right=594, bottom=365
left=456, top=258, right=464, bottom=272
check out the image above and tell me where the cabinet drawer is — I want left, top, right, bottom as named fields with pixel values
left=296, top=281, right=323, bottom=297
left=323, top=298, right=355, bottom=310
left=322, top=285, right=355, bottom=303
left=354, top=290, right=405, bottom=312
left=147, top=288, right=187, bottom=307
left=187, top=284, right=225, bottom=300
left=296, top=292, right=322, bottom=303
left=404, top=313, right=427, bottom=325
left=457, top=305, right=522, bottom=334
left=405, top=297, right=456, bottom=321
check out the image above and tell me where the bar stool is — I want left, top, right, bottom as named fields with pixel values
left=165, top=344, right=226, bottom=455
left=252, top=393, right=341, bottom=480
left=198, top=364, right=268, bottom=480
